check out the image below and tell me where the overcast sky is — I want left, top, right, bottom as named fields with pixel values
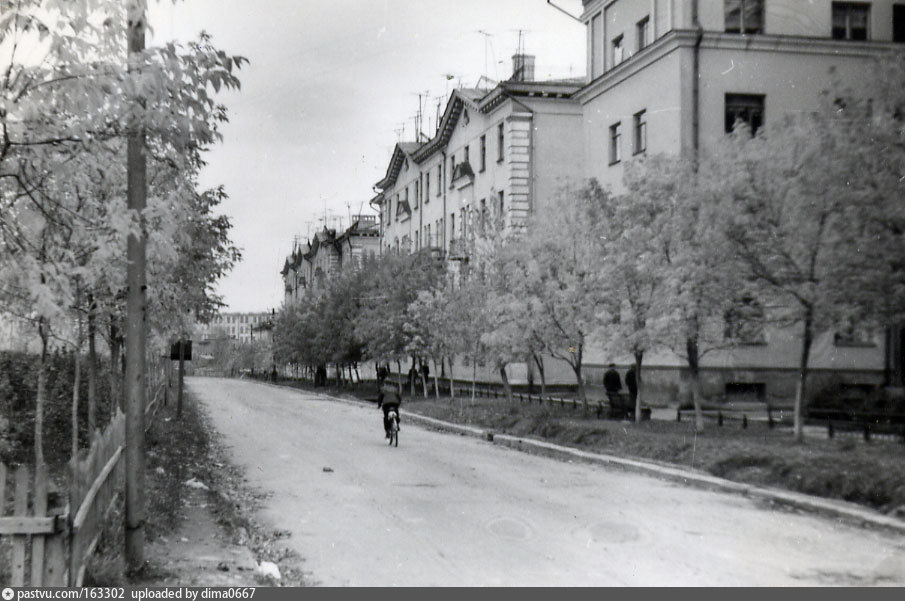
left=147, top=0, right=586, bottom=313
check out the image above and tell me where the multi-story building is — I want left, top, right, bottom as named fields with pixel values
left=281, top=215, right=380, bottom=305
left=567, top=0, right=904, bottom=399
left=195, top=311, right=273, bottom=343
left=372, top=54, right=585, bottom=260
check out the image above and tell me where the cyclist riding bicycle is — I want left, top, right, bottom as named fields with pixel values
left=377, top=382, right=402, bottom=439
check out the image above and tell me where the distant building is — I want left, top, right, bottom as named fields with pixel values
left=281, top=215, right=380, bottom=305
left=195, top=311, right=273, bottom=343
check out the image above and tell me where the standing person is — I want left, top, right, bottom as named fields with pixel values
left=420, top=361, right=430, bottom=381
left=625, top=366, right=638, bottom=405
left=377, top=364, right=388, bottom=387
left=603, top=363, right=622, bottom=402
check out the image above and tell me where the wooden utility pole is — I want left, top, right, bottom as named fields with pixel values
left=124, top=4, right=147, bottom=569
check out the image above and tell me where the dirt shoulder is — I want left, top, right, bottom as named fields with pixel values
left=88, top=390, right=309, bottom=586
left=268, top=377, right=905, bottom=517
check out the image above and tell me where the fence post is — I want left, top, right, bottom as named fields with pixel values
left=768, top=407, right=775, bottom=429
left=30, top=465, right=48, bottom=586
left=11, top=466, right=29, bottom=586
left=863, top=424, right=871, bottom=442
left=828, top=422, right=834, bottom=439
left=718, top=411, right=723, bottom=427
left=676, top=408, right=681, bottom=422
left=742, top=415, right=748, bottom=430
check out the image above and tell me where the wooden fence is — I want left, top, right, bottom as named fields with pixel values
left=68, top=410, right=125, bottom=587
left=0, top=464, right=68, bottom=586
left=1, top=379, right=166, bottom=587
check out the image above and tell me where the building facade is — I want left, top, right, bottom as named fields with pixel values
left=373, top=56, right=585, bottom=261
left=195, top=311, right=273, bottom=343
left=281, top=215, right=380, bottom=306
left=563, top=0, right=904, bottom=399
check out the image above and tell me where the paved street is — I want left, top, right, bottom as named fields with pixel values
left=187, top=377, right=905, bottom=586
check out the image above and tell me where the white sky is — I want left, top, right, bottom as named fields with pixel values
left=147, top=0, right=586, bottom=312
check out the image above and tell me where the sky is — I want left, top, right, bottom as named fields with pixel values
left=146, top=0, right=587, bottom=313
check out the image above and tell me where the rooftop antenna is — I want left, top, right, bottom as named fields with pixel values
left=477, top=30, right=492, bottom=82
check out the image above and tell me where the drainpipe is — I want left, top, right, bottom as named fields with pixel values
left=691, top=0, right=703, bottom=165
left=370, top=186, right=382, bottom=256
left=442, top=151, right=448, bottom=254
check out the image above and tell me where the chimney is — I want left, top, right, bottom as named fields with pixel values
left=511, top=53, right=535, bottom=82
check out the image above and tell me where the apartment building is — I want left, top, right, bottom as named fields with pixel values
left=570, top=0, right=904, bottom=399
left=373, top=55, right=585, bottom=261
left=281, top=215, right=380, bottom=305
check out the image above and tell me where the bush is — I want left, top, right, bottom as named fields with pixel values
left=0, top=351, right=116, bottom=467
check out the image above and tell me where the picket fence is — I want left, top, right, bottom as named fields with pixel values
left=1, top=383, right=165, bottom=586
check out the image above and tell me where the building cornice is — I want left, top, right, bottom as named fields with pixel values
left=575, top=30, right=900, bottom=104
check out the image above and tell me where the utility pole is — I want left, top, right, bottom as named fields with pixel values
left=124, top=2, right=147, bottom=569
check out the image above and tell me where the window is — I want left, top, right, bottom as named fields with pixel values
left=497, top=123, right=504, bottom=161
left=832, top=2, right=869, bottom=40
left=387, top=198, right=392, bottom=225
left=725, top=0, right=764, bottom=34
left=612, top=34, right=624, bottom=67
left=404, top=186, right=409, bottom=208
left=464, top=145, right=469, bottom=165
left=413, top=182, right=418, bottom=209
left=479, top=198, right=487, bottom=231
left=450, top=154, right=456, bottom=187
left=479, top=135, right=486, bottom=171
left=637, top=16, right=650, bottom=51
left=725, top=93, right=764, bottom=135
left=609, top=122, right=622, bottom=164
left=633, top=110, right=647, bottom=155
left=591, top=13, right=603, bottom=78
left=498, top=189, right=504, bottom=217
left=425, top=177, right=430, bottom=203
left=450, top=213, right=455, bottom=240
left=895, top=4, right=905, bottom=42
left=436, top=165, right=442, bottom=195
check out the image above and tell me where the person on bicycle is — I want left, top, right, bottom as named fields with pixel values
left=377, top=382, right=402, bottom=439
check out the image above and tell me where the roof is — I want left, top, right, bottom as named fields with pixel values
left=375, top=142, right=424, bottom=190
left=375, top=81, right=583, bottom=193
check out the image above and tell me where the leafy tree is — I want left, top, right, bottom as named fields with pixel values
left=712, top=115, right=883, bottom=440
left=510, top=183, right=609, bottom=412
left=622, top=155, right=744, bottom=430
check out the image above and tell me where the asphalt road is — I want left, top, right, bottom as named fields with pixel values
left=187, top=377, right=905, bottom=586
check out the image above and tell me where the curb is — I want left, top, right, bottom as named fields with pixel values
left=242, top=379, right=905, bottom=535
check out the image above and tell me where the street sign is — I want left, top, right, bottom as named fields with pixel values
left=169, top=340, right=192, bottom=361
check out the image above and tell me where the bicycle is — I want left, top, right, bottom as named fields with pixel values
left=386, top=408, right=399, bottom=447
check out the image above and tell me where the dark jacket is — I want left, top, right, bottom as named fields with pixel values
left=603, top=369, right=622, bottom=393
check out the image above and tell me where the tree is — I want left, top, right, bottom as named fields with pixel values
left=355, top=250, right=444, bottom=384
left=511, top=183, right=609, bottom=412
left=622, top=155, right=743, bottom=431
left=712, top=115, right=883, bottom=441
